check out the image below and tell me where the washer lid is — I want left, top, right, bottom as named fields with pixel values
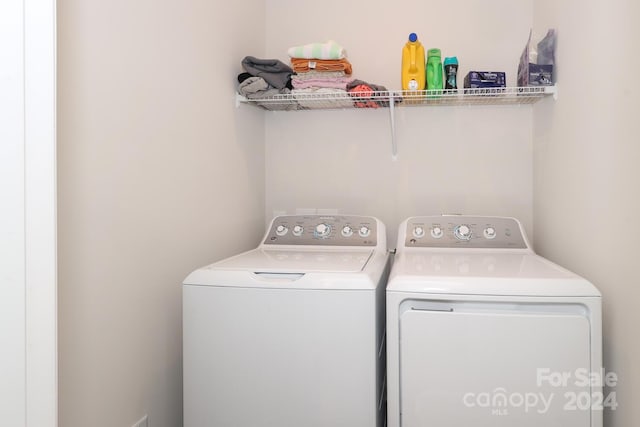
left=210, top=248, right=374, bottom=273
left=387, top=252, right=601, bottom=297
left=183, top=247, right=382, bottom=290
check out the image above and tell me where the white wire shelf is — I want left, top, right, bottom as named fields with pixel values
left=236, top=85, right=557, bottom=160
left=235, top=86, right=557, bottom=111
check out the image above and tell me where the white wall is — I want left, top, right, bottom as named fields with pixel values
left=533, top=1, right=640, bottom=426
left=264, top=0, right=536, bottom=244
left=57, top=0, right=265, bottom=426
left=1, top=1, right=27, bottom=424
left=24, top=0, right=58, bottom=424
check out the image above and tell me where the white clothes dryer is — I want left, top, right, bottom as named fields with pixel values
left=387, top=215, right=602, bottom=427
left=183, top=215, right=390, bottom=427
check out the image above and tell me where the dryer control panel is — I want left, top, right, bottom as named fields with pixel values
left=264, top=215, right=378, bottom=246
left=404, top=216, right=527, bottom=249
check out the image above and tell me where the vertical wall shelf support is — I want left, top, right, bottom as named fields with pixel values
left=389, top=94, right=398, bottom=160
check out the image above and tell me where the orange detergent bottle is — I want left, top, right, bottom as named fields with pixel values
left=402, top=33, right=426, bottom=91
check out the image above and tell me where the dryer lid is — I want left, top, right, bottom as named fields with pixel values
left=387, top=252, right=601, bottom=297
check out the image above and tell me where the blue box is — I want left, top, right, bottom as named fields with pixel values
left=463, top=71, right=506, bottom=89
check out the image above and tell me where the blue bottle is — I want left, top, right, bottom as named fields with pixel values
left=444, top=57, right=459, bottom=90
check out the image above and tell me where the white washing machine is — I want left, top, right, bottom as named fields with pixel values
left=387, top=215, right=602, bottom=427
left=183, top=214, right=390, bottom=427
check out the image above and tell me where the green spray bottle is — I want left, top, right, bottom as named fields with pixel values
left=426, top=48, right=443, bottom=92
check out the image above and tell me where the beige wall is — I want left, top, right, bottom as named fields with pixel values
left=264, top=0, right=536, bottom=245
left=533, top=1, right=640, bottom=426
left=57, top=1, right=266, bottom=426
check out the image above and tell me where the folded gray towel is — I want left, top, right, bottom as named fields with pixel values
left=238, top=76, right=270, bottom=95
left=238, top=76, right=298, bottom=111
left=241, top=56, right=293, bottom=89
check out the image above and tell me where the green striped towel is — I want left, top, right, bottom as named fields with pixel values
left=287, top=40, right=346, bottom=60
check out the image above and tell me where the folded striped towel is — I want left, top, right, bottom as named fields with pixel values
left=287, top=40, right=346, bottom=60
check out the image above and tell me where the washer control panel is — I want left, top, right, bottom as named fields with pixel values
left=264, top=215, right=378, bottom=246
left=404, top=216, right=527, bottom=249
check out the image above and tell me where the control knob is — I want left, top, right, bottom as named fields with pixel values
left=358, top=226, right=371, bottom=238
left=292, top=225, right=304, bottom=237
left=315, top=223, right=331, bottom=238
left=484, top=226, right=497, bottom=240
left=413, top=226, right=425, bottom=238
left=275, top=225, right=288, bottom=236
left=341, top=226, right=354, bottom=237
left=454, top=224, right=472, bottom=241
left=431, top=226, right=444, bottom=239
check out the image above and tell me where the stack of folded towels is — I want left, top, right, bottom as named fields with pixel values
left=236, top=41, right=394, bottom=110
left=288, top=41, right=354, bottom=109
left=289, top=40, right=394, bottom=109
